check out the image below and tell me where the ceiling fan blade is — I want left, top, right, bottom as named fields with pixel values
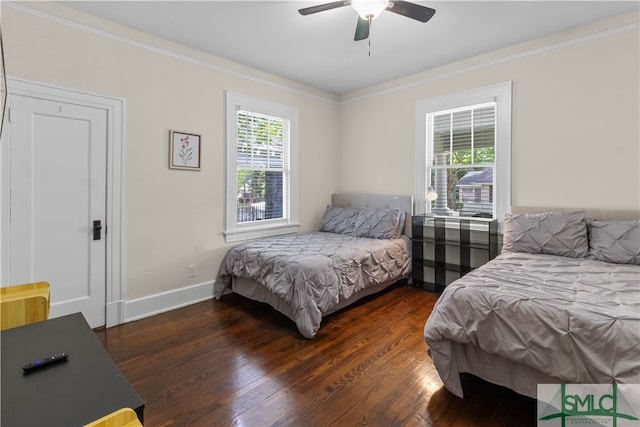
left=387, top=0, right=436, bottom=23
left=354, top=17, right=370, bottom=41
left=298, top=1, right=349, bottom=16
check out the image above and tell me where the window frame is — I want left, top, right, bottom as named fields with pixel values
left=415, top=82, right=512, bottom=224
left=225, top=92, right=299, bottom=243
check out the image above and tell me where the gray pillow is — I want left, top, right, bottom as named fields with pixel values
left=396, top=210, right=406, bottom=237
left=587, top=219, right=640, bottom=265
left=502, top=211, right=589, bottom=258
left=353, top=208, right=403, bottom=240
left=320, top=206, right=359, bottom=234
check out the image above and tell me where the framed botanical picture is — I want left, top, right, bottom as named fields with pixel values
left=169, top=130, right=201, bottom=170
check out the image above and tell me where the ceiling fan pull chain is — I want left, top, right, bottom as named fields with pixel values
left=368, top=17, right=372, bottom=57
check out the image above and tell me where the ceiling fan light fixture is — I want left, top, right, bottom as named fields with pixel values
left=351, top=0, right=389, bottom=20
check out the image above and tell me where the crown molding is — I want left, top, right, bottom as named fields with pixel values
left=339, top=21, right=640, bottom=104
left=3, top=1, right=339, bottom=105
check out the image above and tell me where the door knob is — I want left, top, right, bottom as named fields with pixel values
left=93, top=220, right=103, bottom=241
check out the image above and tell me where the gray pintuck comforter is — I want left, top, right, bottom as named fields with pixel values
left=216, top=231, right=411, bottom=338
left=424, top=252, right=640, bottom=398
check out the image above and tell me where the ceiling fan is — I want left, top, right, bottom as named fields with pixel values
left=299, top=0, right=436, bottom=41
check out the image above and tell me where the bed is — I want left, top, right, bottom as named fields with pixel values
left=423, top=208, right=640, bottom=399
left=215, top=193, right=413, bottom=338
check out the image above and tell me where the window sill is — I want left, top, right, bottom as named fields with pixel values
left=224, top=222, right=300, bottom=243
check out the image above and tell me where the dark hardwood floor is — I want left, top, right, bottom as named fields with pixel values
left=95, top=284, right=536, bottom=426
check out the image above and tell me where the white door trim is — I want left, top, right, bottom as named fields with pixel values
left=2, top=76, right=125, bottom=327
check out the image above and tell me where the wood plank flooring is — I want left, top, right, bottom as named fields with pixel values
left=95, top=284, right=536, bottom=426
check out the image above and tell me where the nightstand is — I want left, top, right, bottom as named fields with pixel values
left=412, top=215, right=498, bottom=293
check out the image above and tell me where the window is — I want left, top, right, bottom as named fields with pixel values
left=225, top=92, right=299, bottom=242
left=429, top=103, right=496, bottom=218
left=415, top=82, right=511, bottom=222
left=461, top=188, right=482, bottom=204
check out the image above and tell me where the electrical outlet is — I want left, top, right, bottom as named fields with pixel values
left=187, top=264, right=196, bottom=278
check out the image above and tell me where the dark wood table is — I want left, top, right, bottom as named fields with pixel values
left=1, top=312, right=144, bottom=426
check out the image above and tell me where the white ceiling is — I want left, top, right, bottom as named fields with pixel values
left=57, top=1, right=639, bottom=95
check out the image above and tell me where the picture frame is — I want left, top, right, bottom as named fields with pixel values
left=169, top=130, right=201, bottom=170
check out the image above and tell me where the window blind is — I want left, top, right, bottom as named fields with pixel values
left=432, top=103, right=495, bottom=166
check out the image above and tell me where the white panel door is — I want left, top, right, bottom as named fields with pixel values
left=4, top=94, right=107, bottom=327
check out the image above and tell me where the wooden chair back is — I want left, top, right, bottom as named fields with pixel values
left=83, top=408, right=142, bottom=427
left=0, top=281, right=50, bottom=331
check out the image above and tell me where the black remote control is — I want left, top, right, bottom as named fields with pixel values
left=22, top=353, right=69, bottom=372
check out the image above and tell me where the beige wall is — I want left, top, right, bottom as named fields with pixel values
left=3, top=3, right=639, bottom=307
left=338, top=12, right=640, bottom=212
left=2, top=3, right=340, bottom=300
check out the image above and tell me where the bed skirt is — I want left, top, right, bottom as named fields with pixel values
left=233, top=275, right=408, bottom=336
left=430, top=340, right=562, bottom=399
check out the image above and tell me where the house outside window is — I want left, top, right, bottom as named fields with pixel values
left=225, top=92, right=299, bottom=243
left=458, top=172, right=492, bottom=215
left=415, top=82, right=512, bottom=223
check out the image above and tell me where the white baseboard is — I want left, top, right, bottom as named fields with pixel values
left=106, top=300, right=121, bottom=328
left=121, top=280, right=215, bottom=324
